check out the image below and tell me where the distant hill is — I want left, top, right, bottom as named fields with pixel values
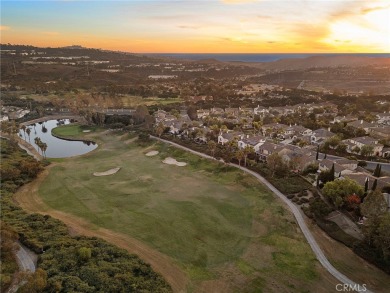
left=60, top=45, right=86, bottom=49
left=247, top=55, right=390, bottom=70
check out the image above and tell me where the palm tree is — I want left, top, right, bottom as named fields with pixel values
left=235, top=149, right=245, bottom=166
left=207, top=140, right=217, bottom=157
left=41, top=142, right=48, bottom=158
left=155, top=122, right=165, bottom=138
left=34, top=137, right=42, bottom=154
left=26, top=127, right=31, bottom=142
left=243, top=145, right=254, bottom=166
left=20, top=125, right=27, bottom=140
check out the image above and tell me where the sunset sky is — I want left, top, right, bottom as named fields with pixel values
left=1, top=0, right=389, bottom=53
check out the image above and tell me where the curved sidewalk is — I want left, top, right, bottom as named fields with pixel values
left=151, top=136, right=373, bottom=293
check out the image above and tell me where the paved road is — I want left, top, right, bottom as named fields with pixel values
left=6, top=243, right=36, bottom=293
left=15, top=244, right=36, bottom=272
left=152, top=136, right=373, bottom=293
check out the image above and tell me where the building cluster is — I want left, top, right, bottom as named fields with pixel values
left=153, top=103, right=390, bottom=192
left=0, top=106, right=30, bottom=122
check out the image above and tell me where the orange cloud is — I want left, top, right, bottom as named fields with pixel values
left=42, top=31, right=60, bottom=36
left=0, top=25, right=10, bottom=31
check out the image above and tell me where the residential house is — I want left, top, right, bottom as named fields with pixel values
left=333, top=158, right=358, bottom=171
left=284, top=125, right=312, bottom=139
left=0, top=114, right=9, bottom=122
left=254, top=105, right=269, bottom=116
left=168, top=121, right=185, bottom=135
left=347, top=120, right=376, bottom=134
left=319, top=159, right=354, bottom=178
left=347, top=136, right=384, bottom=156
left=7, top=109, right=30, bottom=120
left=210, top=107, right=224, bottom=116
left=239, top=107, right=254, bottom=116
left=191, top=126, right=211, bottom=143
left=375, top=112, right=390, bottom=125
left=238, top=135, right=266, bottom=152
left=262, top=123, right=289, bottom=138
left=311, top=128, right=335, bottom=145
left=382, top=147, right=390, bottom=158
left=218, top=131, right=243, bottom=145
left=369, top=127, right=390, bottom=140
left=343, top=173, right=390, bottom=191
left=257, top=142, right=284, bottom=161
left=331, top=115, right=358, bottom=124
left=197, top=109, right=210, bottom=119
left=225, top=108, right=240, bottom=117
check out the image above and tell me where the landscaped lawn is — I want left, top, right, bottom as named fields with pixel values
left=38, top=128, right=335, bottom=291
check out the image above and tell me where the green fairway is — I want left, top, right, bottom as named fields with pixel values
left=38, top=129, right=334, bottom=291
left=51, top=124, right=97, bottom=137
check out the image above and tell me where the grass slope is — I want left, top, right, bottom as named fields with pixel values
left=39, top=127, right=336, bottom=292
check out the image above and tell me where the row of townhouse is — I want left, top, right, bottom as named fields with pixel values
left=342, top=136, right=385, bottom=157
left=261, top=123, right=335, bottom=144
left=318, top=158, right=390, bottom=196
left=196, top=102, right=338, bottom=120
left=217, top=130, right=318, bottom=171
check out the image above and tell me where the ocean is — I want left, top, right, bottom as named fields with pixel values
left=146, top=53, right=390, bottom=63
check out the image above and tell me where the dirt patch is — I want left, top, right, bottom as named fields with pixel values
left=12, top=168, right=189, bottom=293
left=145, top=150, right=159, bottom=157
left=326, top=211, right=364, bottom=240
left=93, top=167, right=120, bottom=176
left=163, top=157, right=187, bottom=167
left=306, top=218, right=390, bottom=293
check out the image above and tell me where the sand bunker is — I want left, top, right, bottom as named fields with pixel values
left=83, top=130, right=91, bottom=133
left=162, top=157, right=187, bottom=167
left=93, top=167, right=121, bottom=176
left=145, top=150, right=159, bottom=157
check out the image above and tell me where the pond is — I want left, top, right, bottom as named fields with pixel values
left=19, top=119, right=98, bottom=158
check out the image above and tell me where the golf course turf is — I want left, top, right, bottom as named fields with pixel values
left=37, top=125, right=339, bottom=292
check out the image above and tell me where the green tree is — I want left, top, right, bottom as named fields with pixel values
left=361, top=190, right=388, bottom=218
left=372, top=179, right=378, bottom=191
left=360, top=145, right=374, bottom=157
left=325, top=135, right=341, bottom=149
left=322, top=178, right=364, bottom=209
left=361, top=190, right=388, bottom=245
left=377, top=214, right=390, bottom=260
left=20, top=268, right=47, bottom=293
left=78, top=247, right=92, bottom=262
left=35, top=106, right=45, bottom=117
left=267, top=153, right=287, bottom=178
left=207, top=140, right=217, bottom=157
left=330, top=163, right=335, bottom=181
left=187, top=106, right=198, bottom=120
left=373, top=164, right=381, bottom=177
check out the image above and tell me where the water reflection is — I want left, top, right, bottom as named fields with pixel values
left=19, top=119, right=98, bottom=158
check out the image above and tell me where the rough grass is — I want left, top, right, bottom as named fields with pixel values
left=37, top=129, right=336, bottom=292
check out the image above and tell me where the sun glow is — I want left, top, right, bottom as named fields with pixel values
left=323, top=5, right=390, bottom=52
